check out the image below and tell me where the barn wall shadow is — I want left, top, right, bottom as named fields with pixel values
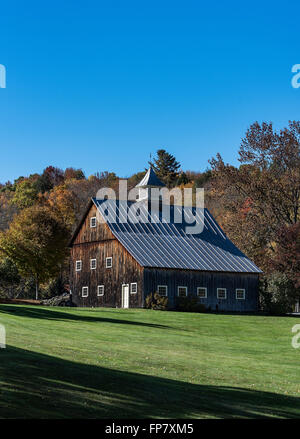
left=0, top=346, right=299, bottom=419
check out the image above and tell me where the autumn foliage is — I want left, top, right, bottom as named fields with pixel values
left=0, top=124, right=299, bottom=307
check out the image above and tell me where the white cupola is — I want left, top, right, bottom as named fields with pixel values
left=135, top=167, right=165, bottom=202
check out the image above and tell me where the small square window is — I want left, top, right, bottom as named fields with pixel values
left=236, top=289, right=245, bottom=300
left=157, top=285, right=168, bottom=297
left=217, top=288, right=227, bottom=299
left=130, top=283, right=137, bottom=294
left=90, top=259, right=97, bottom=270
left=106, top=257, right=112, bottom=268
left=75, top=260, right=82, bottom=271
left=197, top=287, right=207, bottom=298
left=178, top=286, right=188, bottom=297
left=82, top=286, right=88, bottom=297
left=97, top=285, right=104, bottom=296
left=90, top=217, right=97, bottom=228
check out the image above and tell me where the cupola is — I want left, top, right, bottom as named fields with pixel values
left=135, top=167, right=165, bottom=202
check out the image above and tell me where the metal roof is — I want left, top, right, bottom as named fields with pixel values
left=92, top=198, right=262, bottom=273
left=135, top=167, right=165, bottom=188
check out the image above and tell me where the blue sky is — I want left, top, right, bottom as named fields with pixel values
left=0, top=0, right=299, bottom=182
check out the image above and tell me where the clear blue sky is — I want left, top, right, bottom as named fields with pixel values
left=0, top=0, right=299, bottom=183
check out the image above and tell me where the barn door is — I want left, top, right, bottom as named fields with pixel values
left=122, top=284, right=129, bottom=308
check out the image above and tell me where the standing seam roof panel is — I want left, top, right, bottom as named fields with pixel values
left=93, top=198, right=262, bottom=273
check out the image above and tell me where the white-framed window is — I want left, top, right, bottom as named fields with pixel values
left=236, top=289, right=245, bottom=300
left=130, top=283, right=137, bottom=294
left=197, top=287, right=207, bottom=298
left=177, top=286, right=188, bottom=297
left=82, top=286, right=88, bottom=297
left=217, top=288, right=227, bottom=299
left=75, top=260, right=82, bottom=272
left=90, top=258, right=97, bottom=270
left=106, top=257, right=112, bottom=268
left=157, top=285, right=168, bottom=297
left=90, top=216, right=97, bottom=228
left=97, top=285, right=104, bottom=296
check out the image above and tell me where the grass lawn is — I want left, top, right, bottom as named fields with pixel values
left=0, top=304, right=299, bottom=419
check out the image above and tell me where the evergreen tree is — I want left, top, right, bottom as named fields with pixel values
left=149, top=149, right=181, bottom=187
left=176, top=171, right=190, bottom=186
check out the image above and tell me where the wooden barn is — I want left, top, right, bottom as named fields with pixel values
left=69, top=167, right=262, bottom=311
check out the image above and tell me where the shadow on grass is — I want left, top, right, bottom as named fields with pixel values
left=0, top=346, right=299, bottom=419
left=0, top=305, right=170, bottom=329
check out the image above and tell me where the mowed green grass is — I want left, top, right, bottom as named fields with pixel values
left=0, top=305, right=299, bottom=419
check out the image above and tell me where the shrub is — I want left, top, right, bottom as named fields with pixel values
left=42, top=276, right=68, bottom=299
left=175, top=296, right=206, bottom=312
left=40, top=293, right=76, bottom=307
left=259, top=273, right=299, bottom=315
left=145, top=292, right=168, bottom=310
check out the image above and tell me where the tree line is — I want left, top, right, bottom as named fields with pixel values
left=0, top=122, right=299, bottom=313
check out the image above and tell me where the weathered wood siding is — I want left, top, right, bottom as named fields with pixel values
left=70, top=203, right=259, bottom=311
left=143, top=268, right=259, bottom=312
left=70, top=204, right=144, bottom=308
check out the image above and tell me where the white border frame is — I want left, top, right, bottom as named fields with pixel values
left=217, top=288, right=227, bottom=299
left=177, top=286, right=188, bottom=297
left=90, top=258, right=97, bottom=270
left=130, top=283, right=137, bottom=294
left=197, top=287, right=207, bottom=298
left=82, top=286, right=88, bottom=297
left=90, top=217, right=97, bottom=228
left=236, top=288, right=245, bottom=300
left=97, top=285, right=104, bottom=296
left=106, top=257, right=112, bottom=268
left=75, top=260, right=82, bottom=272
left=157, top=285, right=168, bottom=297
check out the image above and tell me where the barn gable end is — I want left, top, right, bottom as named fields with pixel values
left=70, top=202, right=144, bottom=308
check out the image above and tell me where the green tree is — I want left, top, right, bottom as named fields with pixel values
left=149, top=149, right=181, bottom=187
left=11, top=179, right=39, bottom=208
left=259, top=273, right=299, bottom=315
left=34, top=173, right=53, bottom=194
left=0, top=258, right=21, bottom=298
left=193, top=169, right=212, bottom=188
left=176, top=171, right=190, bottom=186
left=0, top=205, right=70, bottom=299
